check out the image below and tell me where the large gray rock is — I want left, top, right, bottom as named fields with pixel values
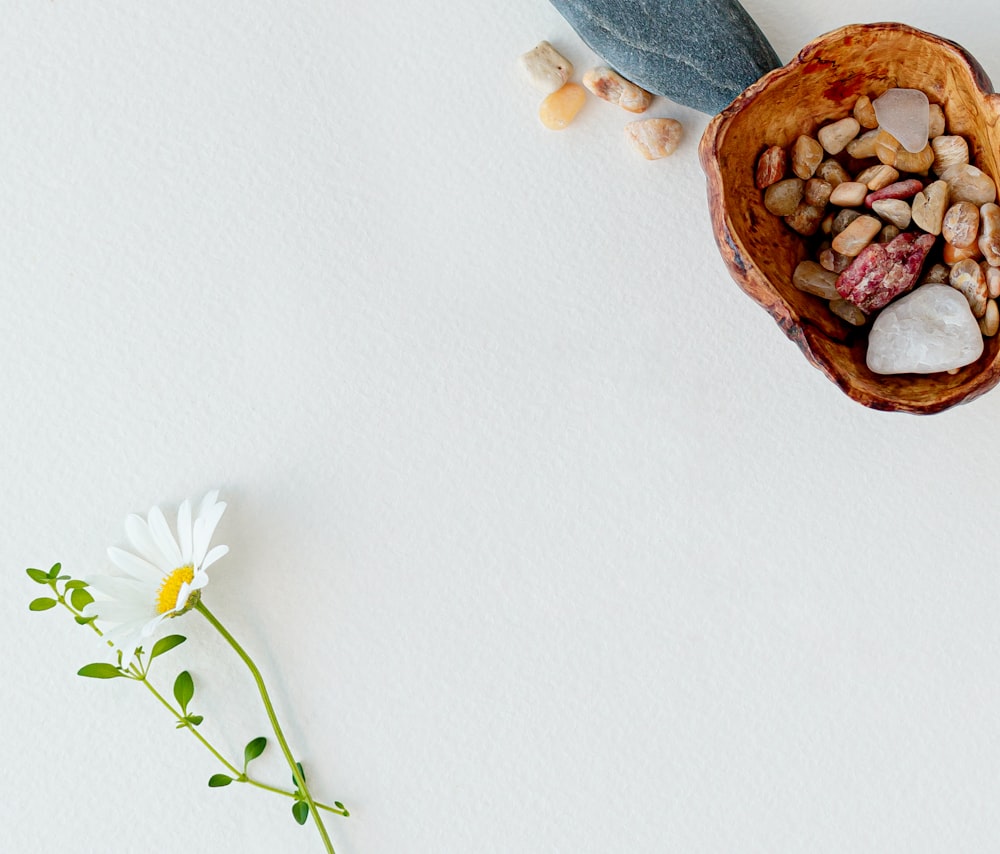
left=549, top=0, right=781, bottom=115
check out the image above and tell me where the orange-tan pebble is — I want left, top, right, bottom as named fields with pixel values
left=623, top=118, right=683, bottom=159
left=980, top=203, right=1000, bottom=265
left=941, top=201, right=980, bottom=249
left=539, top=83, right=587, bottom=130
left=791, top=135, right=823, bottom=179
left=583, top=67, right=653, bottom=113
left=829, top=181, right=868, bottom=207
left=755, top=145, right=786, bottom=189
left=855, top=163, right=899, bottom=191
left=818, top=117, right=860, bottom=155
left=853, top=95, right=878, bottom=129
left=950, top=258, right=988, bottom=317
left=986, top=265, right=1000, bottom=298
left=831, top=214, right=881, bottom=256
left=928, top=103, right=946, bottom=138
left=980, top=299, right=999, bottom=336
left=943, top=240, right=982, bottom=265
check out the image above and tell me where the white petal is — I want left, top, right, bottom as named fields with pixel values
left=174, top=580, right=192, bottom=611
left=177, top=499, right=193, bottom=564
left=89, top=598, right=155, bottom=624
left=189, top=570, right=210, bottom=592
left=147, top=506, right=183, bottom=569
left=87, top=574, right=150, bottom=601
left=124, top=513, right=171, bottom=571
left=198, top=490, right=221, bottom=517
left=107, top=547, right=164, bottom=584
left=192, top=502, right=227, bottom=568
left=201, top=544, right=228, bottom=572
left=104, top=619, right=151, bottom=655
left=139, top=613, right=170, bottom=638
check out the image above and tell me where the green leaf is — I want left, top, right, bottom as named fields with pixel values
left=334, top=801, right=349, bottom=816
left=47, top=563, right=62, bottom=579
left=70, top=587, right=94, bottom=611
left=77, top=663, right=124, bottom=679
left=25, top=568, right=49, bottom=584
left=243, top=737, right=267, bottom=768
left=292, top=761, right=307, bottom=787
left=208, top=774, right=233, bottom=788
left=74, top=614, right=97, bottom=625
left=63, top=579, right=88, bottom=590
left=29, top=597, right=57, bottom=611
left=173, top=670, right=194, bottom=712
left=149, top=634, right=186, bottom=661
left=291, top=801, right=309, bottom=825
left=186, top=714, right=204, bottom=726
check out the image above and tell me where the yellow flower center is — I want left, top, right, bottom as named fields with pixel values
left=157, top=565, right=195, bottom=614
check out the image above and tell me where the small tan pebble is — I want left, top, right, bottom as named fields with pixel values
left=784, top=202, right=824, bottom=236
left=941, top=163, right=997, bottom=206
left=830, top=297, right=867, bottom=325
left=538, top=83, right=586, bottom=130
left=791, top=135, right=823, bottom=179
left=874, top=129, right=901, bottom=165
left=816, top=159, right=850, bottom=187
left=875, top=130, right=933, bottom=172
left=950, top=257, right=988, bottom=317
left=923, top=263, right=950, bottom=285
left=911, top=180, right=949, bottom=234
left=832, top=208, right=862, bottom=235
left=818, top=117, right=860, bottom=155
left=932, top=135, right=969, bottom=173
left=764, top=178, right=804, bottom=216
left=980, top=299, right=999, bottom=336
left=819, top=247, right=851, bottom=273
left=792, top=260, right=840, bottom=298
left=821, top=211, right=835, bottom=235
left=623, top=117, right=682, bottom=159
left=846, top=128, right=881, bottom=159
left=986, top=265, right=1000, bottom=298
left=832, top=214, right=882, bottom=256
left=804, top=177, right=832, bottom=207
left=519, top=41, right=573, bottom=94
left=829, top=181, right=868, bottom=207
left=856, top=164, right=899, bottom=191
left=979, top=203, right=1000, bottom=266
left=941, top=201, right=980, bottom=249
left=583, top=67, right=653, bottom=113
left=755, top=145, right=786, bottom=189
left=880, top=223, right=901, bottom=243
left=871, top=198, right=912, bottom=229
left=943, top=241, right=983, bottom=265
left=928, top=103, right=946, bottom=138
left=853, top=95, right=878, bottom=129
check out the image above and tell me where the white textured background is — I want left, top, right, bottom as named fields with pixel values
left=5, top=2, right=1000, bottom=852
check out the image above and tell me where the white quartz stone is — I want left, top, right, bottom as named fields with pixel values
left=867, top=285, right=984, bottom=375
left=873, top=88, right=930, bottom=153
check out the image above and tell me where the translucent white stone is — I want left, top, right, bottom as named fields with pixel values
left=867, top=285, right=983, bottom=374
left=873, top=88, right=930, bottom=154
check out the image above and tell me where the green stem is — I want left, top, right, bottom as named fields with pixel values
left=196, top=601, right=336, bottom=854
left=245, top=778, right=348, bottom=815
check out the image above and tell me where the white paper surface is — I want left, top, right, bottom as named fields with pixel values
left=5, top=2, right=1000, bottom=852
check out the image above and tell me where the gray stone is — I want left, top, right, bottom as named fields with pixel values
left=549, top=0, right=781, bottom=115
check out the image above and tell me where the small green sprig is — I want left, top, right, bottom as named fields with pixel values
left=27, top=563, right=349, bottom=851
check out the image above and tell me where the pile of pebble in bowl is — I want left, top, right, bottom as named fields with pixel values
left=759, top=87, right=1000, bottom=375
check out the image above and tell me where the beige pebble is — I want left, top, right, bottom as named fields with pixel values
left=538, top=83, right=586, bottom=130
left=943, top=241, right=983, bottom=265
left=853, top=95, right=878, bottom=129
left=871, top=198, right=912, bottom=229
left=832, top=208, right=862, bottom=235
left=829, top=181, right=868, bottom=207
left=820, top=212, right=836, bottom=235
left=818, top=117, right=860, bottom=155
left=880, top=224, right=901, bottom=243
left=520, top=41, right=573, bottom=94
left=846, top=128, right=881, bottom=159
left=875, top=130, right=933, bottom=172
left=785, top=202, right=825, bottom=236
left=979, top=203, right=1000, bottom=266
left=986, top=265, right=1000, bottom=298
left=922, top=263, right=950, bottom=285
left=819, top=247, right=851, bottom=273
left=856, top=164, right=899, bottom=191
left=764, top=178, right=804, bottom=216
left=804, top=178, right=832, bottom=207
left=792, top=260, right=840, bottom=299
left=911, top=180, right=949, bottom=235
left=980, top=299, right=999, bottom=336
left=941, top=201, right=980, bottom=249
left=816, top=159, right=850, bottom=187
left=941, top=163, right=997, bottom=206
left=928, top=103, right=946, bottom=138
left=623, top=117, right=682, bottom=159
left=755, top=145, right=786, bottom=189
left=830, top=298, right=867, bottom=325
left=931, top=135, right=969, bottom=174
left=950, top=258, right=988, bottom=317
left=583, top=67, right=653, bottom=113
left=791, top=135, right=823, bottom=179
left=832, top=214, right=882, bottom=256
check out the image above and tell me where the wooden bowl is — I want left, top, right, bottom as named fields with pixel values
left=699, top=22, right=1000, bottom=413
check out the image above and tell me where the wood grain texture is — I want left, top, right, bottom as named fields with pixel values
left=700, top=22, right=1000, bottom=414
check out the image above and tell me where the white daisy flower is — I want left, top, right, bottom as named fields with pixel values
left=84, top=490, right=229, bottom=658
